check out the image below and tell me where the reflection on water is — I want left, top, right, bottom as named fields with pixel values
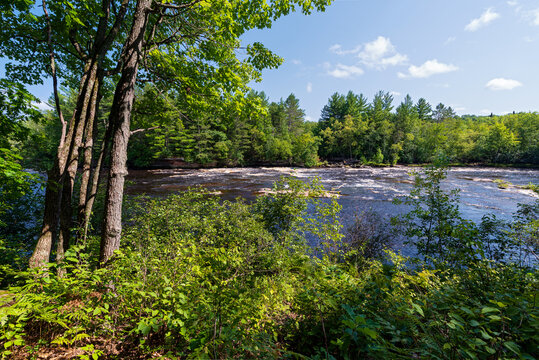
left=126, top=166, right=538, bottom=257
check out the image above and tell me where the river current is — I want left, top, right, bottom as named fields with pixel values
left=126, top=166, right=538, bottom=227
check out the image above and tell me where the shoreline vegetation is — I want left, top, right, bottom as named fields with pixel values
left=1, top=166, right=538, bottom=359
left=128, top=158, right=539, bottom=170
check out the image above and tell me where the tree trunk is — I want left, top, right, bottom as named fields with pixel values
left=80, top=116, right=112, bottom=243
left=75, top=72, right=102, bottom=234
left=56, top=61, right=99, bottom=265
left=29, top=64, right=93, bottom=268
left=99, top=0, right=152, bottom=264
left=29, top=0, right=132, bottom=268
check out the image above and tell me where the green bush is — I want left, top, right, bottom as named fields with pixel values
left=0, top=176, right=537, bottom=359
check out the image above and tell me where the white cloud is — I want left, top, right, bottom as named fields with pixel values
left=327, top=63, right=364, bottom=79
left=465, top=8, right=500, bottom=31
left=32, top=101, right=52, bottom=111
left=306, top=82, right=313, bottom=93
left=485, top=78, right=523, bottom=90
left=389, top=91, right=401, bottom=97
left=531, top=9, right=539, bottom=25
left=291, top=59, right=302, bottom=65
left=358, top=36, right=408, bottom=68
left=398, top=59, right=458, bottom=79
left=444, top=36, right=456, bottom=45
left=305, top=115, right=313, bottom=122
left=329, top=44, right=361, bottom=55
left=507, top=1, right=518, bottom=6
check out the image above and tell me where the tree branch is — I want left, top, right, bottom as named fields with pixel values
left=42, top=0, right=67, bottom=148
left=130, top=125, right=160, bottom=135
left=69, top=28, right=88, bottom=60
left=155, top=0, right=204, bottom=11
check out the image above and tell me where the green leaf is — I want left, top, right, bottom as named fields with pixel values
left=137, top=322, right=151, bottom=336
left=412, top=303, right=424, bottom=317
left=503, top=341, right=520, bottom=355
left=481, top=307, right=499, bottom=314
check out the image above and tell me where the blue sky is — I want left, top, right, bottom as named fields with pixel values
left=242, top=0, right=539, bottom=121
left=3, top=0, right=539, bottom=121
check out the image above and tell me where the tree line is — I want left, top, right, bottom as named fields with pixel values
left=315, top=91, right=538, bottom=165
left=125, top=88, right=539, bottom=167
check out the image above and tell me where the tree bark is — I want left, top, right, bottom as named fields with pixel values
left=77, top=72, right=104, bottom=242
left=99, top=0, right=152, bottom=264
left=29, top=65, right=92, bottom=268
left=56, top=61, right=99, bottom=266
left=29, top=0, right=133, bottom=268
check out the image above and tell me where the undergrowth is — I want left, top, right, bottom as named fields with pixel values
left=0, top=175, right=537, bottom=359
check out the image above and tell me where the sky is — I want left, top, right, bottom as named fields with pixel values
left=241, top=0, right=539, bottom=121
left=3, top=0, right=539, bottom=121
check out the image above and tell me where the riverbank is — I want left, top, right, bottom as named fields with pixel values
left=2, top=179, right=537, bottom=359
left=133, top=157, right=539, bottom=170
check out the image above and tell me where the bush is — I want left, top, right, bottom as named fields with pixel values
left=0, top=177, right=537, bottom=359
left=345, top=209, right=395, bottom=261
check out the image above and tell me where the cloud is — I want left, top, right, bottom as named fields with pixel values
left=465, top=8, right=500, bottom=31
left=507, top=1, right=518, bottom=6
left=444, top=36, right=456, bottom=45
left=327, top=63, right=364, bottom=79
left=329, top=44, right=361, bottom=55
left=32, top=101, right=52, bottom=111
left=305, top=115, right=313, bottom=122
left=357, top=36, right=408, bottom=68
left=306, top=82, right=313, bottom=93
left=485, top=78, right=522, bottom=90
left=291, top=59, right=302, bottom=65
left=398, top=60, right=458, bottom=79
left=389, top=91, right=401, bottom=97
left=531, top=9, right=539, bottom=25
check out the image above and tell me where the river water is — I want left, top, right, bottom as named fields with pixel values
left=126, top=166, right=539, bottom=229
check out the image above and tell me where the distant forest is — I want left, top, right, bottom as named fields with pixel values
left=22, top=87, right=539, bottom=170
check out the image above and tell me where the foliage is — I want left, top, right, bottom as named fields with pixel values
left=0, top=175, right=537, bottom=359
left=393, top=164, right=533, bottom=267
left=315, top=90, right=539, bottom=166
left=522, top=183, right=539, bottom=195
left=493, top=179, right=511, bottom=189
left=392, top=163, right=479, bottom=265
left=344, top=209, right=396, bottom=262
left=128, top=88, right=320, bottom=167
left=0, top=79, right=44, bottom=288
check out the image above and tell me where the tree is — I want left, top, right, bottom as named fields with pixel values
left=0, top=80, right=43, bottom=283
left=432, top=103, right=456, bottom=122
left=479, top=121, right=519, bottom=163
left=98, top=0, right=333, bottom=263
left=283, top=93, right=305, bottom=137
left=415, top=97, right=432, bottom=121
left=1, top=0, right=133, bottom=268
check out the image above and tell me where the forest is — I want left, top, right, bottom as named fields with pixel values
left=0, top=0, right=538, bottom=359
left=19, top=86, right=539, bottom=171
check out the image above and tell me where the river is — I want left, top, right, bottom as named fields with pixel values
left=126, top=166, right=538, bottom=227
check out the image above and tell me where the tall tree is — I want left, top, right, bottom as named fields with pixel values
left=1, top=0, right=134, bottom=267
left=415, top=97, right=432, bottom=121
left=283, top=94, right=305, bottom=137
left=98, top=0, right=332, bottom=264
left=432, top=103, right=456, bottom=122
